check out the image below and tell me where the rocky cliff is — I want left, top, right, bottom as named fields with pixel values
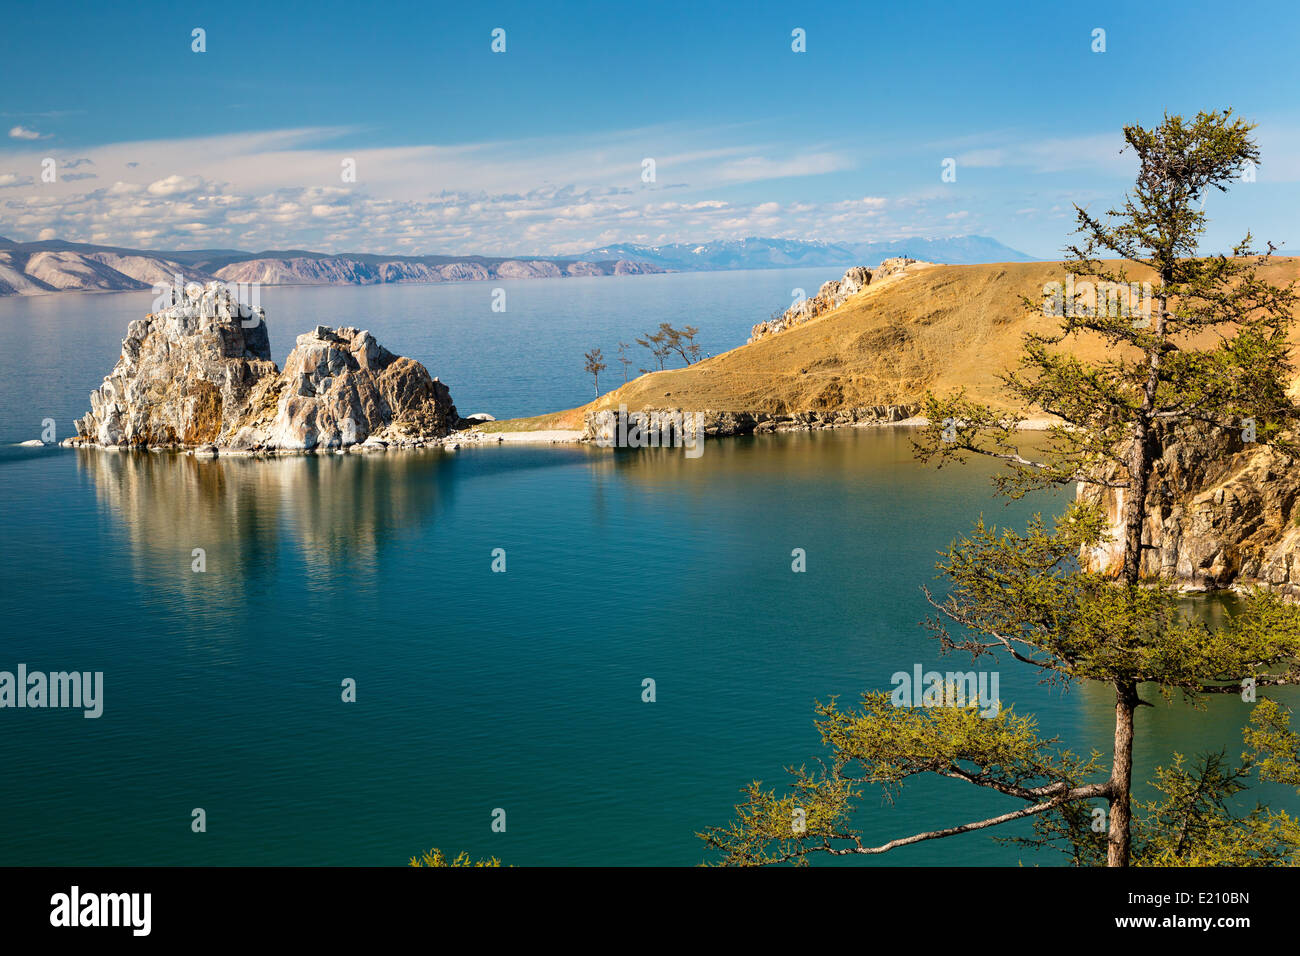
left=747, top=258, right=932, bottom=343
left=1078, top=424, right=1300, bottom=596
left=74, top=281, right=458, bottom=452
left=211, top=255, right=660, bottom=284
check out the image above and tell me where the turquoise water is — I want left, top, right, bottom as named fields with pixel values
left=1, top=274, right=1296, bottom=866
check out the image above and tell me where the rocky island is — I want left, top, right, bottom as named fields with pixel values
left=73, top=281, right=459, bottom=453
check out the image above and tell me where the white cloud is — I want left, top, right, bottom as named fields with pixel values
left=716, top=151, right=853, bottom=183
left=147, top=174, right=205, bottom=197
left=954, top=134, right=1131, bottom=175
left=8, top=125, right=47, bottom=141
left=0, top=124, right=1029, bottom=254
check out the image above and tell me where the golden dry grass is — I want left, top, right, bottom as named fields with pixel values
left=493, top=258, right=1300, bottom=429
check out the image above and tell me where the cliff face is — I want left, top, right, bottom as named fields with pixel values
left=1078, top=424, right=1300, bottom=596
left=0, top=238, right=666, bottom=297
left=0, top=249, right=217, bottom=295
left=747, top=259, right=932, bottom=343
left=75, top=282, right=458, bottom=452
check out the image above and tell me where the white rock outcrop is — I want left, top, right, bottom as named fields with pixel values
left=75, top=283, right=458, bottom=452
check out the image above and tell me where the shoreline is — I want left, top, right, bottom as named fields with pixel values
left=19, top=414, right=1062, bottom=455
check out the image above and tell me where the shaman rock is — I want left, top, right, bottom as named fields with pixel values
left=76, top=288, right=459, bottom=451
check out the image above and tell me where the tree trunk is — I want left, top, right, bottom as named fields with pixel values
left=1109, top=287, right=1168, bottom=866
left=1107, top=679, right=1138, bottom=866
left=1121, top=424, right=1150, bottom=583
left=1120, top=288, right=1166, bottom=584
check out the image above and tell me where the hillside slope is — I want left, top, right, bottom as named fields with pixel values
left=519, top=258, right=1300, bottom=431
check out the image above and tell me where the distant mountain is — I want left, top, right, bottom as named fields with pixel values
left=0, top=238, right=661, bottom=296
left=0, top=234, right=1039, bottom=296
left=575, top=236, right=1040, bottom=270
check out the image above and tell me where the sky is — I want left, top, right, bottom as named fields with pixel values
left=2, top=0, right=1298, bottom=259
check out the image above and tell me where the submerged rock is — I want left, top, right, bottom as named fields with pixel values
left=75, top=286, right=458, bottom=452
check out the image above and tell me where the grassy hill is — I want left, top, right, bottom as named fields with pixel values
left=496, top=258, right=1300, bottom=431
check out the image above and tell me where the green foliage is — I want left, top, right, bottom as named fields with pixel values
left=698, top=694, right=1105, bottom=866
left=914, top=109, right=1300, bottom=498
left=408, top=848, right=502, bottom=867
left=1013, top=700, right=1300, bottom=866
left=926, top=504, right=1300, bottom=693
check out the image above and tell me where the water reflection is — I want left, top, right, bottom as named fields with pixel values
left=76, top=448, right=455, bottom=598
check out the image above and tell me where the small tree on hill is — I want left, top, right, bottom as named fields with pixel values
left=583, top=347, right=607, bottom=397
left=660, top=323, right=702, bottom=365
left=636, top=330, right=670, bottom=370
left=617, top=341, right=633, bottom=383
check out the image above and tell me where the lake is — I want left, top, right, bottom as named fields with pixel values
left=1, top=271, right=1295, bottom=865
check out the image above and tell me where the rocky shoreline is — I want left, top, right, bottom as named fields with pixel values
left=46, top=265, right=1300, bottom=602
left=47, top=270, right=1025, bottom=456
left=581, top=403, right=921, bottom=442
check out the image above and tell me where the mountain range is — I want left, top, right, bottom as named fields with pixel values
left=0, top=234, right=1039, bottom=296
left=575, top=236, right=1039, bottom=271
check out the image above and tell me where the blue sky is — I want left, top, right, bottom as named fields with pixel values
left=2, top=0, right=1298, bottom=258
